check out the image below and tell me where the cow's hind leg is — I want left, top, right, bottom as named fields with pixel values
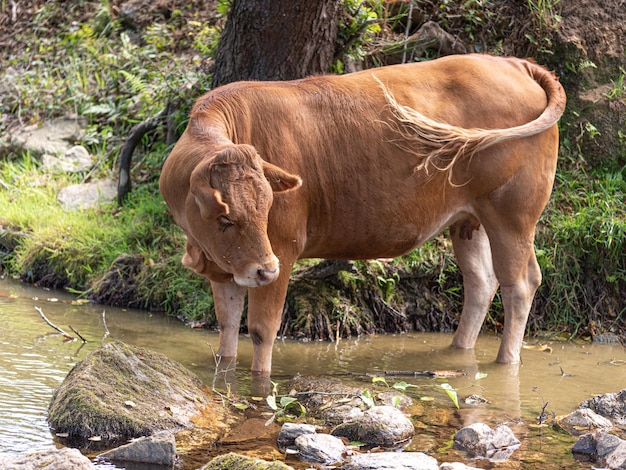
left=490, top=234, right=542, bottom=364
left=450, top=219, right=499, bottom=350
left=476, top=209, right=543, bottom=364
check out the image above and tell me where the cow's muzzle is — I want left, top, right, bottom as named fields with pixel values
left=234, top=256, right=280, bottom=287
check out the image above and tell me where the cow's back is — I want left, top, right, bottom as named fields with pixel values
left=168, top=54, right=559, bottom=261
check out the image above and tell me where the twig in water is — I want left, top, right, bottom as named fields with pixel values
left=101, top=310, right=110, bottom=340
left=34, top=306, right=75, bottom=340
left=68, top=325, right=87, bottom=343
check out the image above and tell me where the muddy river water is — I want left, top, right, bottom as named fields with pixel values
left=1, top=277, right=625, bottom=468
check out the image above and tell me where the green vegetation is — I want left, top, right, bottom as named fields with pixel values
left=1, top=1, right=624, bottom=340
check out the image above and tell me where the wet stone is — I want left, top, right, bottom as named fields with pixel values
left=556, top=408, right=614, bottom=436
left=572, top=431, right=626, bottom=469
left=0, top=447, right=93, bottom=470
left=454, top=423, right=520, bottom=461
left=294, top=433, right=346, bottom=465
left=581, top=389, right=626, bottom=425
left=331, top=405, right=415, bottom=447
left=439, top=463, right=483, bottom=470
left=277, top=422, right=316, bottom=451
left=343, top=451, right=439, bottom=470
left=97, top=430, right=176, bottom=466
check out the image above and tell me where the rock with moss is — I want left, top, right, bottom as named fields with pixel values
left=201, top=452, right=293, bottom=470
left=48, top=340, right=232, bottom=445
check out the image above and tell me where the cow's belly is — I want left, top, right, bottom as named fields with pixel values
left=300, top=217, right=449, bottom=260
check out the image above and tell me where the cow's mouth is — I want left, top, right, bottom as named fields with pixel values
left=233, top=258, right=280, bottom=287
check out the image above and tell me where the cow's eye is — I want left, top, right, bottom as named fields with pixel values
left=218, top=215, right=234, bottom=232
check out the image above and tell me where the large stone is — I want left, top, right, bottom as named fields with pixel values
left=10, top=118, right=84, bottom=156
left=331, top=405, right=415, bottom=447
left=454, top=423, right=520, bottom=461
left=581, top=389, right=626, bottom=425
left=572, top=431, right=626, bottom=469
left=97, top=430, right=176, bottom=466
left=48, top=341, right=232, bottom=444
left=556, top=408, right=614, bottom=436
left=57, top=179, right=117, bottom=210
left=0, top=447, right=93, bottom=470
left=343, top=451, right=439, bottom=470
left=294, top=433, right=346, bottom=465
left=277, top=422, right=317, bottom=451
left=42, top=145, right=95, bottom=173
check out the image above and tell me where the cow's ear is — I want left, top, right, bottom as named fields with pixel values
left=182, top=240, right=206, bottom=274
left=191, top=185, right=229, bottom=220
left=262, top=161, right=302, bottom=193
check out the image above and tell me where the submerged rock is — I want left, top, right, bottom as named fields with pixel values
left=331, top=405, right=415, bottom=447
left=48, top=340, right=232, bottom=445
left=289, top=376, right=412, bottom=425
left=453, top=423, right=520, bottom=461
left=97, top=430, right=177, bottom=466
left=0, top=447, right=93, bottom=470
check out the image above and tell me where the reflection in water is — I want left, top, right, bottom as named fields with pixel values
left=1, top=277, right=625, bottom=466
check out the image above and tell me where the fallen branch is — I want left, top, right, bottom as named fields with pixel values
left=68, top=325, right=87, bottom=343
left=35, top=306, right=75, bottom=340
left=102, top=310, right=110, bottom=340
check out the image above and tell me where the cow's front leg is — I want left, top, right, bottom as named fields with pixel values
left=246, top=263, right=292, bottom=374
left=210, top=280, right=246, bottom=362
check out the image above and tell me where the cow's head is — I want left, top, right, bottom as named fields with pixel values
left=184, top=144, right=302, bottom=287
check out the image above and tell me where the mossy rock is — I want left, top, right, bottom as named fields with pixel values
left=202, top=452, right=293, bottom=470
left=48, top=340, right=232, bottom=445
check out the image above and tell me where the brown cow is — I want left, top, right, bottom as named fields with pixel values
left=160, top=54, right=566, bottom=375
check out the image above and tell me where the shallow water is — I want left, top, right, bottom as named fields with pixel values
left=0, top=277, right=625, bottom=467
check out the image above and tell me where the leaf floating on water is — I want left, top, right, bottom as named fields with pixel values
left=420, top=396, right=435, bottom=402
left=88, top=436, right=101, bottom=441
left=124, top=400, right=136, bottom=408
left=474, top=371, right=488, bottom=381
left=522, top=344, right=553, bottom=353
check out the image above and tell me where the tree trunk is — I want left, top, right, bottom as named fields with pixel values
left=212, top=0, right=340, bottom=88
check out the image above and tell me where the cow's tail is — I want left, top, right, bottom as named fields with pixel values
left=375, top=62, right=566, bottom=183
